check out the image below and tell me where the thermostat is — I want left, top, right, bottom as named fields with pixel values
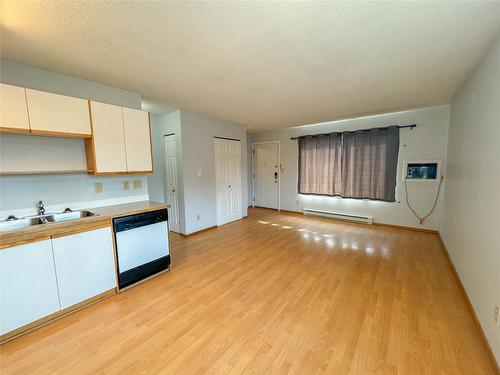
left=403, top=160, right=441, bottom=182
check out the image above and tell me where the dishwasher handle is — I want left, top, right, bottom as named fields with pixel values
left=113, top=209, right=168, bottom=233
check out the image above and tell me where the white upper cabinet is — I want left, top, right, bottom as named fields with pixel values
left=89, top=101, right=127, bottom=173
left=26, top=88, right=91, bottom=136
left=122, top=107, right=153, bottom=172
left=0, top=83, right=30, bottom=131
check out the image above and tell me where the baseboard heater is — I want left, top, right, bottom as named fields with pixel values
left=303, top=208, right=373, bottom=225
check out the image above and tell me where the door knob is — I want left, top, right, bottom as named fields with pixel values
left=229, top=185, right=231, bottom=188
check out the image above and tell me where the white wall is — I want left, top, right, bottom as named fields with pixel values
left=180, top=110, right=248, bottom=234
left=441, top=37, right=500, bottom=362
left=0, top=60, right=149, bottom=216
left=248, top=105, right=450, bottom=230
left=148, top=110, right=248, bottom=235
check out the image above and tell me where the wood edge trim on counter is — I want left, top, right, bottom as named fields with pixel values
left=50, top=219, right=111, bottom=238
left=0, top=235, right=51, bottom=250
left=0, top=126, right=31, bottom=135
left=180, top=226, right=217, bottom=238
left=0, top=289, right=116, bottom=345
left=0, top=219, right=111, bottom=249
left=29, top=129, right=92, bottom=139
left=437, top=232, right=500, bottom=373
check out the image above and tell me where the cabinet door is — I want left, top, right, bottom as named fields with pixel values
left=123, top=107, right=153, bottom=172
left=89, top=101, right=127, bottom=173
left=0, top=240, right=60, bottom=335
left=25, top=89, right=91, bottom=136
left=52, top=227, right=116, bottom=309
left=0, top=83, right=30, bottom=131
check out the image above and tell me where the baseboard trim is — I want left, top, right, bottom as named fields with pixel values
left=0, top=288, right=116, bottom=345
left=249, top=206, right=439, bottom=233
left=373, top=222, right=438, bottom=234
left=437, top=232, right=499, bottom=372
left=180, top=225, right=217, bottom=238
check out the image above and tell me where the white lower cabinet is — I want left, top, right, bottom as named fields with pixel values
left=52, top=227, right=116, bottom=309
left=0, top=240, right=61, bottom=335
left=0, top=227, right=117, bottom=337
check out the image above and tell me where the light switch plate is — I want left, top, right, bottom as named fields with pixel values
left=133, top=180, right=142, bottom=189
left=197, top=169, right=202, bottom=177
left=94, top=182, right=103, bottom=193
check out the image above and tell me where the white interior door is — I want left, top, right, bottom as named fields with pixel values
left=164, top=135, right=180, bottom=233
left=215, top=138, right=242, bottom=226
left=254, top=143, right=279, bottom=209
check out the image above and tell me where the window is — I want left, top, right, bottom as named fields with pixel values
left=297, top=126, right=400, bottom=202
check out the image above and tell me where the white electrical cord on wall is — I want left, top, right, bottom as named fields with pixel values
left=404, top=176, right=444, bottom=225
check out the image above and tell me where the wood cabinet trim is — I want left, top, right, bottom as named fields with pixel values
left=0, top=126, right=31, bottom=135
left=30, top=129, right=92, bottom=139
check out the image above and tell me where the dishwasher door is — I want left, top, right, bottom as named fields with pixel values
left=113, top=209, right=170, bottom=289
left=115, top=221, right=169, bottom=272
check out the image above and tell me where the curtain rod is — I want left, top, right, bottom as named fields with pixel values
left=290, top=124, right=416, bottom=140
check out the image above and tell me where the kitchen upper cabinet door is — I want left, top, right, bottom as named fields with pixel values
left=0, top=83, right=30, bottom=131
left=52, top=227, right=116, bottom=309
left=89, top=101, right=127, bottom=173
left=0, top=240, right=60, bottom=335
left=122, top=107, right=153, bottom=172
left=25, top=89, right=91, bottom=136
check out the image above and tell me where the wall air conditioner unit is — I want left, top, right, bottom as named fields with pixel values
left=403, top=160, right=441, bottom=182
left=303, top=208, right=373, bottom=225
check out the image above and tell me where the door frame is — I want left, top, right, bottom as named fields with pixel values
left=214, top=137, right=243, bottom=226
left=252, top=141, right=280, bottom=211
left=163, top=133, right=180, bottom=233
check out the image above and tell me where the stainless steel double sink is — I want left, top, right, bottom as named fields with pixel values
left=0, top=210, right=97, bottom=232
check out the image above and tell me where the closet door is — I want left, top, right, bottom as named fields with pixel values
left=122, top=107, right=152, bottom=172
left=214, top=138, right=242, bottom=226
left=25, top=89, right=91, bottom=136
left=0, top=83, right=30, bottom=132
left=89, top=101, right=127, bottom=173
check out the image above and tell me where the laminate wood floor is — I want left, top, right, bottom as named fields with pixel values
left=1, top=208, right=497, bottom=374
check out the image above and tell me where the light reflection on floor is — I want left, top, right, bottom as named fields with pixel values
left=257, top=217, right=391, bottom=257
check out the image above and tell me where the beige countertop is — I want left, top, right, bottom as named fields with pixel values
left=0, top=201, right=170, bottom=249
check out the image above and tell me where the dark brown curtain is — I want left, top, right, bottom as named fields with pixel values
left=341, top=126, right=399, bottom=201
left=298, top=134, right=342, bottom=196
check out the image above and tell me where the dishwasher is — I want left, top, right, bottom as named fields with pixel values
left=113, top=209, right=170, bottom=289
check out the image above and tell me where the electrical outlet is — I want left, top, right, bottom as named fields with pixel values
left=494, top=305, right=499, bottom=324
left=197, top=169, right=202, bottom=177
left=123, top=181, right=130, bottom=190
left=94, top=182, right=103, bottom=193
left=133, top=180, right=142, bottom=189
left=296, top=199, right=300, bottom=205
left=196, top=214, right=201, bottom=221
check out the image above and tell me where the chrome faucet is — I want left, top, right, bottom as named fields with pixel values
left=37, top=200, right=46, bottom=216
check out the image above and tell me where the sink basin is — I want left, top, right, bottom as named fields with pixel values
left=0, top=210, right=97, bottom=231
left=0, top=217, right=45, bottom=231
left=45, top=210, right=96, bottom=223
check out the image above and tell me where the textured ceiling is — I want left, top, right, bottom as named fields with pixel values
left=1, top=2, right=500, bottom=132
